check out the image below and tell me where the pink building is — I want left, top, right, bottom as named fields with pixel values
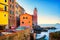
left=32, top=8, right=37, bottom=26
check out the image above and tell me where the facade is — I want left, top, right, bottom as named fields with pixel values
left=0, top=0, right=8, bottom=26
left=8, top=0, right=16, bottom=28
left=0, top=0, right=9, bottom=30
left=0, top=0, right=8, bottom=11
left=0, top=0, right=8, bottom=5
left=20, top=13, right=32, bottom=29
left=15, top=2, right=25, bottom=17
left=15, top=2, right=25, bottom=27
left=32, top=8, right=37, bottom=26
left=0, top=11, right=8, bottom=25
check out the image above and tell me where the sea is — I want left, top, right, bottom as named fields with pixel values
left=36, top=24, right=60, bottom=40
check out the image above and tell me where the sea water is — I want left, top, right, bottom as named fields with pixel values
left=36, top=24, right=60, bottom=40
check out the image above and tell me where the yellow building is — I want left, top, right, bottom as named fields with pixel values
left=0, top=0, right=8, bottom=5
left=0, top=0, right=8, bottom=11
left=0, top=11, right=8, bottom=25
left=0, top=0, right=8, bottom=28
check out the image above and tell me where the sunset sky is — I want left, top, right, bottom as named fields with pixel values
left=17, top=0, right=60, bottom=24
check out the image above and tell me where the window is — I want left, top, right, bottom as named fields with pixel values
left=23, top=17, right=28, bottom=19
left=12, top=11, right=14, bottom=15
left=10, top=0, right=14, bottom=3
left=5, top=0, right=7, bottom=2
left=16, top=4, right=18, bottom=8
left=12, top=5, right=14, bottom=8
left=22, top=22, right=24, bottom=24
left=10, top=4, right=14, bottom=9
left=16, top=11, right=18, bottom=14
left=29, top=21, right=30, bottom=23
left=10, top=0, right=11, bottom=2
left=23, top=17, right=25, bottom=19
left=4, top=5, right=7, bottom=11
left=10, top=10, right=14, bottom=15
left=4, top=14, right=6, bottom=17
left=11, top=0, right=14, bottom=3
left=10, top=4, right=12, bottom=8
left=10, top=10, right=11, bottom=14
left=19, top=11, right=21, bottom=14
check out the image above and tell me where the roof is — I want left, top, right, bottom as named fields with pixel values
left=0, top=3, right=8, bottom=6
left=16, top=2, right=25, bottom=11
left=20, top=13, right=32, bottom=16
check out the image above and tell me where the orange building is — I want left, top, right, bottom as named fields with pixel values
left=20, top=13, right=32, bottom=29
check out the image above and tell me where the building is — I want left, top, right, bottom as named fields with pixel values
left=0, top=11, right=8, bottom=26
left=0, top=0, right=25, bottom=29
left=15, top=2, right=25, bottom=27
left=0, top=0, right=8, bottom=11
left=8, top=0, right=17, bottom=28
left=15, top=2, right=25, bottom=17
left=0, top=0, right=8, bottom=28
left=32, top=8, right=37, bottom=26
left=20, top=13, right=32, bottom=29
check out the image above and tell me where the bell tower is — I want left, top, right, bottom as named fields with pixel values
left=33, top=8, right=37, bottom=26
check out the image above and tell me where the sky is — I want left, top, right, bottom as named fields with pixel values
left=17, top=0, right=60, bottom=24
